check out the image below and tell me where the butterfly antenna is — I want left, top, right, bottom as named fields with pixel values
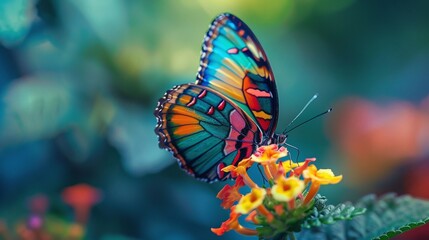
left=283, top=94, right=318, bottom=135
left=285, top=108, right=332, bottom=134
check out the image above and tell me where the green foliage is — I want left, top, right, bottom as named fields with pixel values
left=255, top=194, right=366, bottom=239
left=302, top=195, right=366, bottom=228
left=256, top=197, right=313, bottom=238
left=297, top=193, right=429, bottom=240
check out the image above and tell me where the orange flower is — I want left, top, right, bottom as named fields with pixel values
left=274, top=204, right=284, bottom=215
left=211, top=206, right=257, bottom=236
left=245, top=210, right=259, bottom=224
left=291, top=158, right=316, bottom=177
left=222, top=158, right=257, bottom=188
left=251, top=144, right=287, bottom=180
left=252, top=144, right=287, bottom=164
left=217, top=176, right=245, bottom=209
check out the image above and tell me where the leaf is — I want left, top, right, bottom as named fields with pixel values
left=302, top=195, right=366, bottom=228
left=297, top=193, right=429, bottom=240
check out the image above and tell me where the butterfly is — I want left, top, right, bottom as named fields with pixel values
left=154, top=13, right=286, bottom=182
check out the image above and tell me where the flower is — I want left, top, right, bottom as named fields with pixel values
left=281, top=160, right=300, bottom=173
left=271, top=176, right=304, bottom=202
left=212, top=144, right=345, bottom=238
left=303, top=165, right=343, bottom=205
left=274, top=204, right=284, bottom=215
left=222, top=158, right=257, bottom=188
left=251, top=144, right=288, bottom=180
left=236, top=188, right=266, bottom=214
left=222, top=158, right=253, bottom=177
left=252, top=144, right=287, bottom=164
left=211, top=206, right=257, bottom=236
left=290, top=158, right=316, bottom=177
left=62, top=184, right=102, bottom=224
left=303, top=165, right=343, bottom=185
left=217, top=176, right=245, bottom=209
left=245, top=210, right=259, bottom=224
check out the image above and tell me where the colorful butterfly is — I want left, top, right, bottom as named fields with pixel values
left=154, top=13, right=286, bottom=182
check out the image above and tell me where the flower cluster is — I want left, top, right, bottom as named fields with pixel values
left=211, top=144, right=342, bottom=238
left=0, top=184, right=101, bottom=240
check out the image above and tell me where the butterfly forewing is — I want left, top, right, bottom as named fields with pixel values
left=196, top=13, right=279, bottom=137
left=155, top=84, right=262, bottom=182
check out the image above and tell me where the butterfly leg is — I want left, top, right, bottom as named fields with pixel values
left=257, top=164, right=268, bottom=186
left=284, top=142, right=301, bottom=164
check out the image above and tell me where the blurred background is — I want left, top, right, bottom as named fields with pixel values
left=0, top=0, right=428, bottom=239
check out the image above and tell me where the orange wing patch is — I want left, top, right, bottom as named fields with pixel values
left=253, top=110, right=272, bottom=120
left=170, top=105, right=195, bottom=116
left=174, top=124, right=203, bottom=136
left=171, top=114, right=200, bottom=125
left=177, top=94, right=192, bottom=105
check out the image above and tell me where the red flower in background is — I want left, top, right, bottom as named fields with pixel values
left=327, top=96, right=429, bottom=187
left=62, top=184, right=102, bottom=225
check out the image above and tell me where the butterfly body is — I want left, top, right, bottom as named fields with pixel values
left=154, top=13, right=284, bottom=182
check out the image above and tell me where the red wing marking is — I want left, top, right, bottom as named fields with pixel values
left=227, top=48, right=239, bottom=54
left=241, top=47, right=248, bottom=52
left=207, top=106, right=215, bottom=115
left=256, top=118, right=271, bottom=131
left=217, top=100, right=226, bottom=110
left=198, top=89, right=207, bottom=98
left=246, top=88, right=271, bottom=97
left=217, top=162, right=226, bottom=179
left=223, top=110, right=256, bottom=155
left=186, top=97, right=197, bottom=106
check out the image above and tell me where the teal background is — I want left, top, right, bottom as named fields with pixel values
left=0, top=0, right=428, bottom=239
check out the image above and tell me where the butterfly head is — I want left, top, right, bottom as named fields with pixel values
left=264, top=133, right=287, bottom=146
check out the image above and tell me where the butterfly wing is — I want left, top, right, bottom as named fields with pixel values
left=154, top=84, right=262, bottom=182
left=197, top=13, right=279, bottom=138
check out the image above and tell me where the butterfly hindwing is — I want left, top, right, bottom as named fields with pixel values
left=197, top=13, right=279, bottom=137
left=154, top=84, right=262, bottom=182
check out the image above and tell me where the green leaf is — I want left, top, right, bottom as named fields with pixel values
left=297, top=193, right=429, bottom=240
left=302, top=195, right=366, bottom=228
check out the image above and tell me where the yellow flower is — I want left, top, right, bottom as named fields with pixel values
left=303, top=165, right=343, bottom=205
left=251, top=144, right=288, bottom=164
left=271, top=176, right=304, bottom=202
left=303, top=165, right=343, bottom=185
left=281, top=160, right=300, bottom=173
left=236, top=188, right=266, bottom=214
